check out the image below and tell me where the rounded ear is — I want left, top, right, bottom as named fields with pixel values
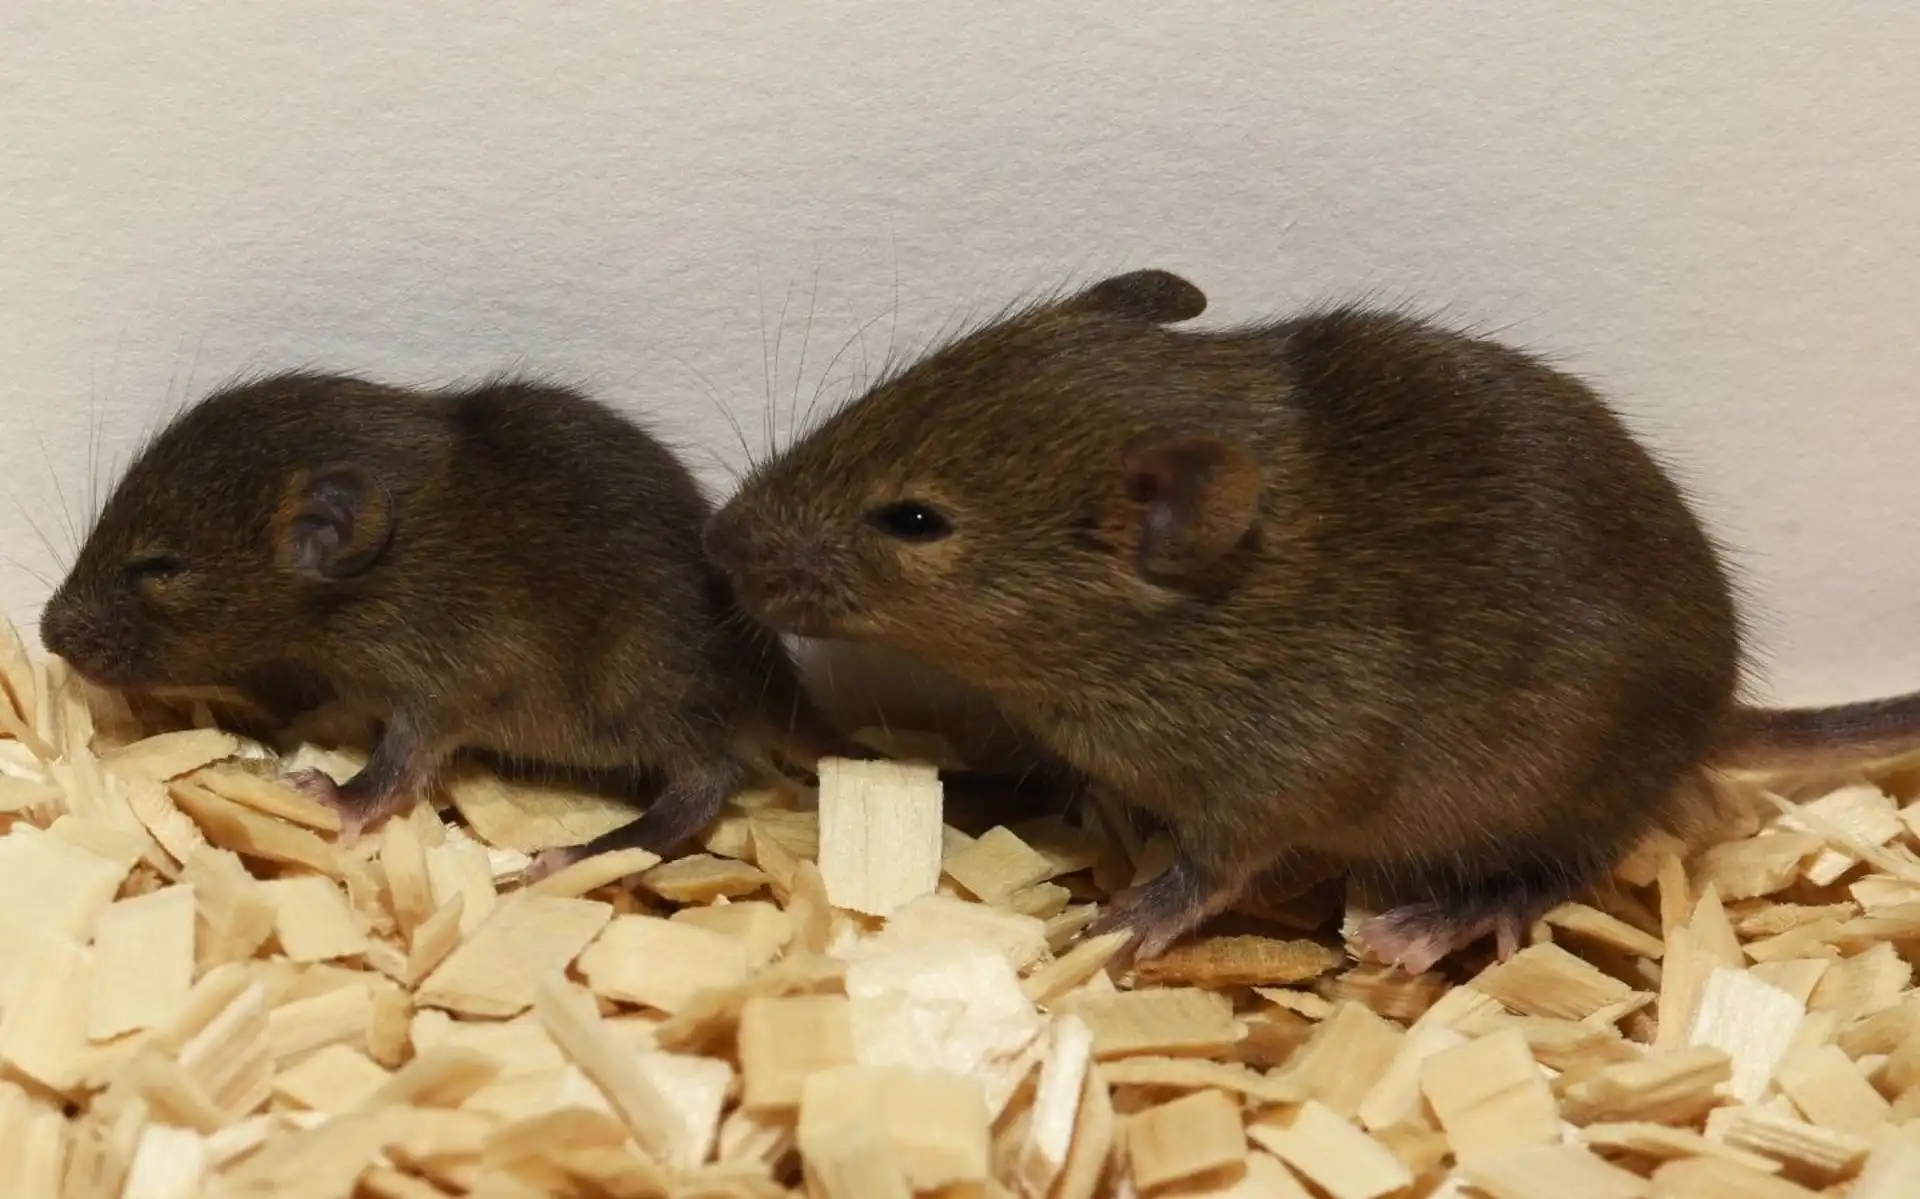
left=1119, top=434, right=1261, bottom=579
left=1061, top=269, right=1208, bottom=324
left=276, top=464, right=395, bottom=581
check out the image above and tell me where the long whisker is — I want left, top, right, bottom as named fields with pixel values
left=784, top=256, right=823, bottom=457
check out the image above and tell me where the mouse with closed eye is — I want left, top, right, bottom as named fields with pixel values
left=41, top=371, right=843, bottom=870
left=703, top=267, right=1920, bottom=972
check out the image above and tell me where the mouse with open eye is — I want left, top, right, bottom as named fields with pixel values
left=702, top=268, right=1920, bottom=973
left=40, top=371, right=845, bottom=871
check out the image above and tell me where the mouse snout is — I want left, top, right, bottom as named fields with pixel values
left=38, top=592, right=147, bottom=688
left=703, top=510, right=854, bottom=637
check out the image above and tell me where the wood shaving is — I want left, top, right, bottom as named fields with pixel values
left=2, top=614, right=1918, bottom=1196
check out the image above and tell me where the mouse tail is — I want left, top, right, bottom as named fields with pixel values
left=1714, top=691, right=1920, bottom=770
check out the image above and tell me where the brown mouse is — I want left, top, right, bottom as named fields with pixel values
left=40, top=371, right=843, bottom=871
left=702, top=268, right=1920, bottom=972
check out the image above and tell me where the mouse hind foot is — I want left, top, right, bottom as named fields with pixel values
left=1356, top=856, right=1600, bottom=975
left=525, top=753, right=749, bottom=883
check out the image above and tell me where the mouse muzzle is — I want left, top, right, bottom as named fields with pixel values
left=39, top=592, right=154, bottom=689
left=702, top=509, right=861, bottom=640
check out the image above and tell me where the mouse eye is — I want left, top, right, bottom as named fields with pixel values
left=125, top=554, right=183, bottom=588
left=864, top=501, right=953, bottom=543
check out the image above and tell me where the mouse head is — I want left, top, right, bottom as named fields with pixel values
left=40, top=373, right=405, bottom=691
left=705, top=269, right=1265, bottom=685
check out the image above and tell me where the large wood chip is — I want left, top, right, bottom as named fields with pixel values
left=1686, top=966, right=1805, bottom=1103
left=1055, top=987, right=1240, bottom=1061
left=575, top=914, right=753, bottom=1015
left=1126, top=1087, right=1247, bottom=1191
left=442, top=771, right=638, bottom=852
left=415, top=895, right=611, bottom=1018
left=1418, top=1027, right=1560, bottom=1163
left=1470, top=941, right=1644, bottom=1020
left=1276, top=1000, right=1403, bottom=1117
left=1463, top=1143, right=1651, bottom=1199
left=1133, top=934, right=1345, bottom=988
left=88, top=884, right=197, bottom=1041
left=816, top=757, right=944, bottom=917
left=798, top=1064, right=990, bottom=1193
left=737, top=994, right=855, bottom=1111
left=1248, top=1101, right=1414, bottom=1199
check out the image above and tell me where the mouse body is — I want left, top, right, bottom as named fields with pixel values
left=43, top=372, right=836, bottom=866
left=704, top=269, right=1920, bottom=971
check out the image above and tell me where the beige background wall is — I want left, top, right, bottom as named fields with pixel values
left=2, top=1, right=1915, bottom=720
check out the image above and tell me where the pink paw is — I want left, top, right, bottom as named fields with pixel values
left=522, top=846, right=582, bottom=886
left=1358, top=904, right=1526, bottom=975
left=282, top=768, right=367, bottom=845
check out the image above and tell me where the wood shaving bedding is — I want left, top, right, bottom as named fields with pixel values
left=1, top=614, right=1917, bottom=1197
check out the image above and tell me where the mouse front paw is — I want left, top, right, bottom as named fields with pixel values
left=521, top=846, right=584, bottom=886
left=280, top=767, right=384, bottom=846
left=1089, top=857, right=1222, bottom=962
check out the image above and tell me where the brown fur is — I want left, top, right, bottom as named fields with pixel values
left=42, top=371, right=838, bottom=867
left=704, top=268, right=1920, bottom=969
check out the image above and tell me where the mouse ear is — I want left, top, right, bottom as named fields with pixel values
left=1059, top=269, right=1208, bottom=325
left=1118, top=434, right=1261, bottom=579
left=276, top=465, right=396, bottom=582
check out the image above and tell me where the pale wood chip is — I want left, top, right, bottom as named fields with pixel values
left=1558, top=1044, right=1732, bottom=1126
left=415, top=895, right=611, bottom=1018
left=0, top=821, right=139, bottom=943
left=1126, top=1088, right=1247, bottom=1192
left=101, top=728, right=241, bottom=782
left=799, top=1064, right=990, bottom=1193
left=846, top=941, right=1045, bottom=1118
left=943, top=825, right=1056, bottom=904
left=1055, top=986, right=1240, bottom=1061
left=576, top=913, right=753, bottom=1015
left=1686, top=966, right=1805, bottom=1103
left=88, top=884, right=196, bottom=1041
left=1050, top=1064, right=1115, bottom=1199
left=1103, top=1054, right=1303, bottom=1103
left=1714, top=1105, right=1871, bottom=1183
left=1463, top=1143, right=1650, bottom=1199
left=1418, top=1027, right=1560, bottom=1164
left=856, top=891, right=1051, bottom=972
left=816, top=757, right=944, bottom=917
left=442, top=770, right=636, bottom=852
left=270, top=1043, right=392, bottom=1112
left=1772, top=1043, right=1892, bottom=1137
left=1015, top=1014, right=1093, bottom=1197
left=1470, top=942, right=1643, bottom=1020
left=1545, top=901, right=1667, bottom=958
left=192, top=762, right=342, bottom=832
left=0, top=924, right=90, bottom=1092
left=1650, top=1154, right=1819, bottom=1198
left=532, top=978, right=682, bottom=1172
left=672, top=900, right=794, bottom=967
left=1695, top=832, right=1825, bottom=900
left=1578, top=1122, right=1782, bottom=1173
left=261, top=873, right=369, bottom=963
left=1851, top=1134, right=1920, bottom=1199
left=1274, top=1000, right=1403, bottom=1118
left=631, top=852, right=763, bottom=904
left=1247, top=1101, right=1414, bottom=1199
left=738, top=994, right=855, bottom=1111
left=168, top=782, right=341, bottom=877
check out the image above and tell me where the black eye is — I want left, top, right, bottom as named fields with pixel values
left=864, top=501, right=953, bottom=543
left=126, top=554, right=183, bottom=585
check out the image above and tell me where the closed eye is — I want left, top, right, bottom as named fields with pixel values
left=125, top=554, right=183, bottom=584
